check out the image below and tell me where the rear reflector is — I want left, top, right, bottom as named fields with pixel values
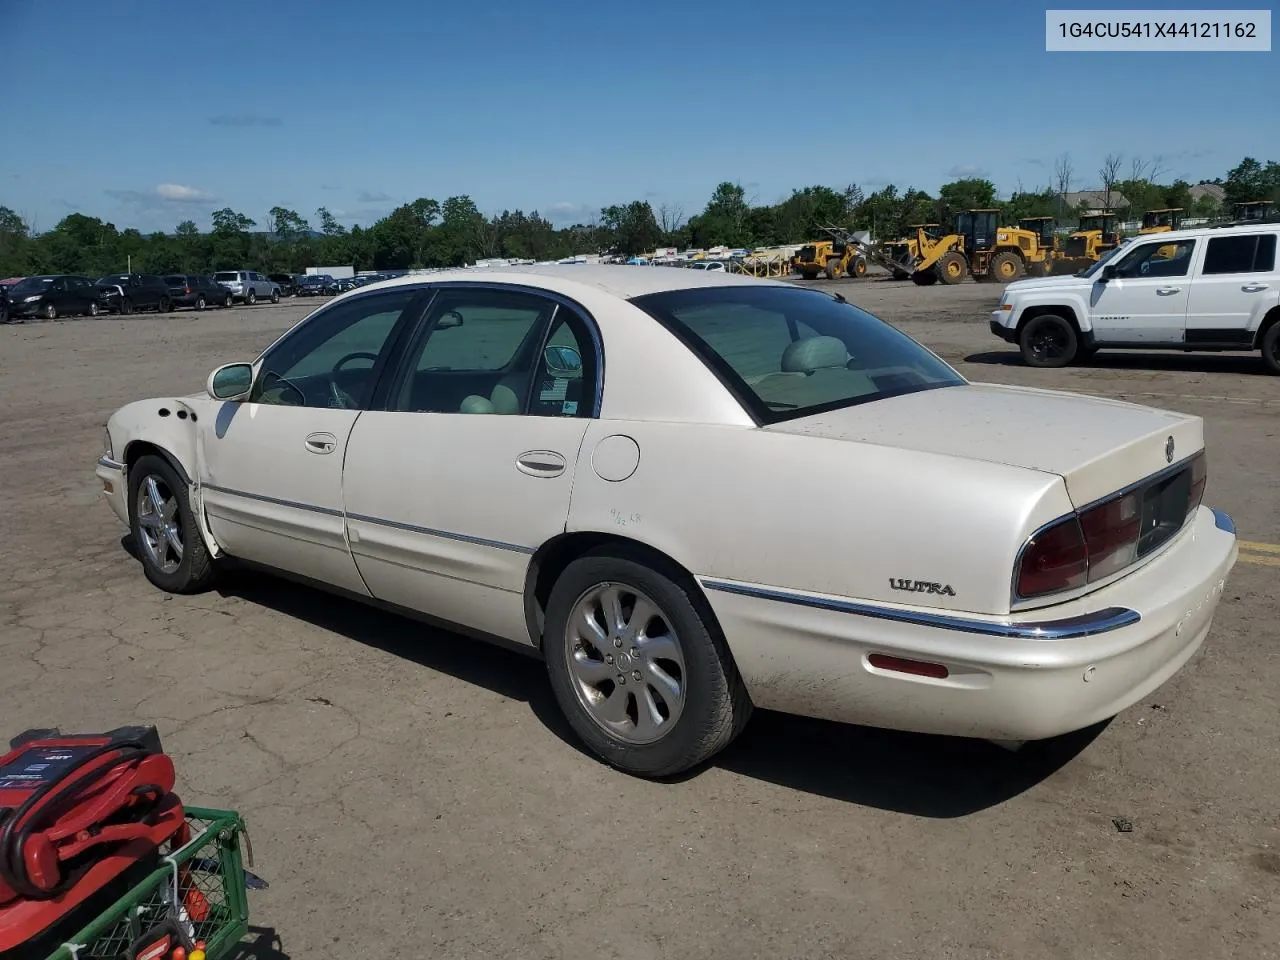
left=868, top=654, right=949, bottom=679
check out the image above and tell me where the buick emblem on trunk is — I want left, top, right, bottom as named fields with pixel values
left=1165, top=435, right=1175, bottom=463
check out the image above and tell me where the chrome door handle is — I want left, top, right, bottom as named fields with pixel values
left=1242, top=284, right=1269, bottom=292
left=516, top=450, right=566, bottom=478
left=1155, top=287, right=1181, bottom=295
left=304, top=432, right=337, bottom=454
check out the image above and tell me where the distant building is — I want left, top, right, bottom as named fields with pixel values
left=1062, top=190, right=1130, bottom=211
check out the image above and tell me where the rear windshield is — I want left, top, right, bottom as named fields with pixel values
left=214, top=272, right=238, bottom=281
left=629, top=285, right=965, bottom=424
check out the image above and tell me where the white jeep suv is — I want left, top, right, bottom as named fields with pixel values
left=214, top=270, right=281, bottom=305
left=990, top=222, right=1280, bottom=374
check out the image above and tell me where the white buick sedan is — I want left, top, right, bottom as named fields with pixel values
left=96, top=266, right=1239, bottom=777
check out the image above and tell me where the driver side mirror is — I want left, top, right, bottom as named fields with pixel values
left=436, top=310, right=464, bottom=330
left=207, top=362, right=254, bottom=401
left=1100, top=264, right=1118, bottom=281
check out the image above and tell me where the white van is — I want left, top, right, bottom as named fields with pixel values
left=989, top=222, right=1280, bottom=373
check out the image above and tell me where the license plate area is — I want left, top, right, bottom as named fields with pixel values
left=1136, top=467, right=1191, bottom=558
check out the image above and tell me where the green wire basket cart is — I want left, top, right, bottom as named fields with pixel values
left=42, top=807, right=265, bottom=960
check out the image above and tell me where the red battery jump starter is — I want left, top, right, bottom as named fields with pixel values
left=0, top=725, right=186, bottom=959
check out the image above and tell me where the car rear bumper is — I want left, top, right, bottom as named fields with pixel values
left=700, top=505, right=1238, bottom=742
left=95, top=456, right=129, bottom=526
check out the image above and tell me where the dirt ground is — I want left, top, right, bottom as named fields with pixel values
left=1, top=276, right=1277, bottom=960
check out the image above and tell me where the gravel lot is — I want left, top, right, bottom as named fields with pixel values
left=2, top=278, right=1277, bottom=960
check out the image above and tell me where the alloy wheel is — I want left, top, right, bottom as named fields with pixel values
left=564, top=582, right=687, bottom=745
left=135, top=474, right=183, bottom=575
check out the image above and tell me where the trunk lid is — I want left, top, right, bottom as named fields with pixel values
left=765, top=382, right=1202, bottom=509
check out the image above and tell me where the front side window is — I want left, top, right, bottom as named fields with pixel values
left=392, top=288, right=570, bottom=415
left=251, top=289, right=418, bottom=409
left=630, top=285, right=965, bottom=424
left=1114, top=239, right=1196, bottom=278
left=1202, top=233, right=1277, bottom=274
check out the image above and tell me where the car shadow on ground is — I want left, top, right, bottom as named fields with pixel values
left=964, top=349, right=1269, bottom=376
left=209, top=567, right=1103, bottom=819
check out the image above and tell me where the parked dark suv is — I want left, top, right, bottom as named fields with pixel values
left=268, top=273, right=300, bottom=297
left=165, top=274, right=234, bottom=310
left=4, top=275, right=103, bottom=320
left=96, top=274, right=172, bottom=314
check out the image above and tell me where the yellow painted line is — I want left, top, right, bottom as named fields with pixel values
left=1240, top=553, right=1280, bottom=567
left=1239, top=540, right=1280, bottom=555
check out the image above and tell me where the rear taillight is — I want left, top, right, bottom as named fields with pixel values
left=1017, top=451, right=1205, bottom=600
left=1016, top=517, right=1088, bottom=598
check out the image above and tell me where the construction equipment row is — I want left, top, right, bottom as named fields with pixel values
left=763, top=200, right=1279, bottom=285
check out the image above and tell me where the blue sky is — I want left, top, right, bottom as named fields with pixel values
left=1, top=0, right=1274, bottom=233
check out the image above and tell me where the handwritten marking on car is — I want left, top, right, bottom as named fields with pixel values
left=889, top=579, right=957, bottom=597
left=610, top=508, right=642, bottom=527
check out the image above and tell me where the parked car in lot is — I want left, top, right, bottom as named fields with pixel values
left=96, top=273, right=172, bottom=314
left=991, top=222, right=1280, bottom=373
left=213, top=270, right=281, bottom=305
left=268, top=273, right=300, bottom=297
left=296, top=274, right=335, bottom=296
left=96, top=266, right=1238, bottom=778
left=3, top=274, right=103, bottom=319
left=165, top=274, right=235, bottom=310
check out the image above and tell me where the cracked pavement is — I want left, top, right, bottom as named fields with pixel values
left=1, top=281, right=1277, bottom=959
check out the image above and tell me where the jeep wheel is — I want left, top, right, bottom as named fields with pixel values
left=1262, top=323, right=1280, bottom=375
left=1019, top=313, right=1078, bottom=368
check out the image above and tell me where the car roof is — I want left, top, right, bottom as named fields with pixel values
left=1128, top=221, right=1280, bottom=242
left=344, top=263, right=791, bottom=302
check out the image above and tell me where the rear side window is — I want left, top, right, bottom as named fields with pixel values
left=1202, top=233, right=1277, bottom=274
left=214, top=272, right=238, bottom=282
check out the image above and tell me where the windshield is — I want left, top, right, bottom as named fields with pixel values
left=11, top=277, right=54, bottom=294
left=630, top=286, right=965, bottom=424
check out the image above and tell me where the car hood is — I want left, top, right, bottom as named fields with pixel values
left=764, top=382, right=1202, bottom=509
left=1003, top=274, right=1092, bottom=294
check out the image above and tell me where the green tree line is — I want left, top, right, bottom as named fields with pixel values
left=1, top=156, right=1274, bottom=276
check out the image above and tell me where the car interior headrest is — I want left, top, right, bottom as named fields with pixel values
left=781, top=336, right=849, bottom=373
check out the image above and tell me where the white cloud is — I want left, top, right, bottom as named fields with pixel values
left=156, top=183, right=213, bottom=202
left=947, top=164, right=988, bottom=179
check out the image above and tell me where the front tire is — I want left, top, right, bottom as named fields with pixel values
left=157, top=297, right=171, bottom=314
left=824, top=258, right=841, bottom=280
left=1019, top=313, right=1078, bottom=368
left=223, top=293, right=233, bottom=308
left=126, top=454, right=217, bottom=594
left=43, top=302, right=57, bottom=320
left=988, top=251, right=1024, bottom=283
left=271, top=288, right=281, bottom=304
left=246, top=290, right=257, bottom=305
left=543, top=548, right=752, bottom=778
left=851, top=256, right=867, bottom=278
left=934, top=250, right=968, bottom=284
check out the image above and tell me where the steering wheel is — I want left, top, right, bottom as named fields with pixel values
left=328, top=351, right=379, bottom=409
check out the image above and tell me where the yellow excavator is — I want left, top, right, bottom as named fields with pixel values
left=791, top=227, right=870, bottom=279
left=882, top=211, right=1058, bottom=284
left=1054, top=211, right=1122, bottom=274
left=1140, top=208, right=1185, bottom=233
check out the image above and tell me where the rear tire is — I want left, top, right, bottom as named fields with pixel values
left=223, top=293, right=233, bottom=308
left=851, top=257, right=867, bottom=278
left=87, top=301, right=100, bottom=317
left=120, top=299, right=134, bottom=316
left=543, top=547, right=753, bottom=778
left=1019, top=313, right=1078, bottom=368
left=1261, top=323, right=1280, bottom=375
left=127, top=454, right=218, bottom=594
left=157, top=297, right=170, bottom=314
left=194, top=295, right=206, bottom=311
left=271, top=288, right=281, bottom=304
left=989, top=251, right=1024, bottom=283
